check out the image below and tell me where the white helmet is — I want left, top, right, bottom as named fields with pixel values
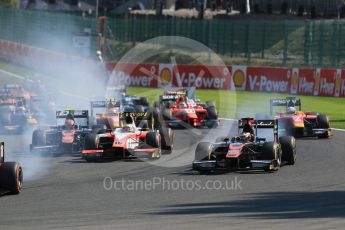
left=287, top=107, right=296, bottom=114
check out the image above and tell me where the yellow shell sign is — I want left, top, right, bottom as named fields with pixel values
left=159, top=67, right=172, bottom=86
left=233, top=69, right=245, bottom=87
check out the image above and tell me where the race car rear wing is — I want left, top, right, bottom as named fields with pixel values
left=163, top=87, right=196, bottom=99
left=56, top=110, right=89, bottom=128
left=270, top=97, right=302, bottom=115
left=238, top=118, right=278, bottom=142
left=122, top=111, right=154, bottom=130
left=90, top=99, right=120, bottom=117
left=239, top=118, right=276, bottom=129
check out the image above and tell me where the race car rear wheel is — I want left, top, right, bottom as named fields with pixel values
left=317, top=114, right=330, bottom=138
left=0, top=162, right=23, bottom=194
left=206, top=101, right=216, bottom=108
left=280, top=136, right=296, bottom=165
left=145, top=132, right=160, bottom=148
left=135, top=105, right=145, bottom=113
left=262, top=142, right=280, bottom=171
left=194, top=142, right=213, bottom=161
left=162, top=109, right=173, bottom=121
left=206, top=106, right=218, bottom=128
left=139, top=97, right=149, bottom=107
left=159, top=127, right=173, bottom=154
left=84, top=133, right=98, bottom=150
left=206, top=106, right=218, bottom=120
left=32, top=129, right=46, bottom=146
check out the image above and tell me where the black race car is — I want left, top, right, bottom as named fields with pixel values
left=30, top=110, right=91, bottom=155
left=192, top=118, right=296, bottom=173
left=0, top=142, right=23, bottom=194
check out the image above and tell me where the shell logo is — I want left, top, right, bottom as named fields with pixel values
left=233, top=69, right=245, bottom=87
left=159, top=67, right=172, bottom=86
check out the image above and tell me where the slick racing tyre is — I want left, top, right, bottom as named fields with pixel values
left=280, top=136, right=296, bottom=165
left=194, top=142, right=213, bottom=161
left=262, top=142, right=280, bottom=172
left=317, top=114, right=330, bottom=138
left=159, top=127, right=173, bottom=154
left=206, top=106, right=218, bottom=128
left=32, top=129, right=47, bottom=146
left=0, top=162, right=23, bottom=194
left=145, top=132, right=160, bottom=148
left=84, top=133, right=98, bottom=150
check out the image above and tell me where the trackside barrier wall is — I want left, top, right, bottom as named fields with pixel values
left=107, top=61, right=345, bottom=97
left=0, top=39, right=99, bottom=78
left=1, top=39, right=345, bottom=98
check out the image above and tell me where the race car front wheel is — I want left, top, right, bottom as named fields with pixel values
left=262, top=142, right=280, bottom=172
left=280, top=136, right=296, bottom=165
left=32, top=129, right=47, bottom=146
left=159, top=127, right=173, bottom=154
left=0, top=162, right=23, bottom=194
left=194, top=142, right=213, bottom=161
left=317, top=114, right=330, bottom=138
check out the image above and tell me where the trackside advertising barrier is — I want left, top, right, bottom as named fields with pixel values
left=107, top=62, right=345, bottom=98
left=1, top=39, right=345, bottom=97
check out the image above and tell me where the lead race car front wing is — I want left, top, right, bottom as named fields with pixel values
left=192, top=159, right=279, bottom=171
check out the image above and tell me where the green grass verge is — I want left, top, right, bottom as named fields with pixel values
left=128, top=87, right=345, bottom=129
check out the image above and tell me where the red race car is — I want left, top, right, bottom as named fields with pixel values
left=154, top=89, right=218, bottom=128
left=270, top=97, right=332, bottom=138
left=81, top=112, right=173, bottom=161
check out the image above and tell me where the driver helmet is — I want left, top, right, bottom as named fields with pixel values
left=241, top=132, right=253, bottom=142
left=122, top=116, right=135, bottom=132
left=64, top=113, right=75, bottom=128
left=287, top=106, right=296, bottom=114
left=179, top=102, right=187, bottom=108
left=123, top=124, right=132, bottom=132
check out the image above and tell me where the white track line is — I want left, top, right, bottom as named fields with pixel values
left=0, top=69, right=24, bottom=80
left=332, top=128, right=345, bottom=132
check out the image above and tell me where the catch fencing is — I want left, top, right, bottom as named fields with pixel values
left=1, top=9, right=345, bottom=68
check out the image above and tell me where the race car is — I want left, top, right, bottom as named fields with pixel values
left=0, top=142, right=23, bottom=194
left=0, top=84, right=27, bottom=99
left=192, top=118, right=296, bottom=173
left=30, top=110, right=91, bottom=155
left=90, top=99, right=155, bottom=129
left=270, top=97, right=332, bottom=138
left=105, top=85, right=149, bottom=113
left=81, top=111, right=173, bottom=161
left=29, top=95, right=56, bottom=124
left=153, top=88, right=218, bottom=128
left=0, top=95, right=37, bottom=134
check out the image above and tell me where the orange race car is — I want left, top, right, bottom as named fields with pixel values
left=270, top=97, right=332, bottom=138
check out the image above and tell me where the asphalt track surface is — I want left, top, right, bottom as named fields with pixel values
left=1, top=69, right=345, bottom=230
left=0, top=119, right=344, bottom=230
